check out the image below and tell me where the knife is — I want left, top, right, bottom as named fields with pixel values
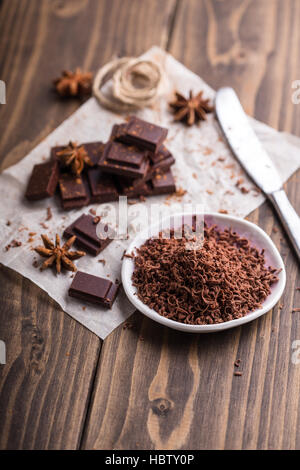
left=215, top=87, right=300, bottom=262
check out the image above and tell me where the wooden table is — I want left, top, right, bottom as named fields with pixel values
left=1, top=0, right=300, bottom=450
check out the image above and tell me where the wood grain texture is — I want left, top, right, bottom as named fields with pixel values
left=0, top=0, right=176, bottom=169
left=0, top=266, right=100, bottom=449
left=0, top=0, right=176, bottom=450
left=82, top=0, right=300, bottom=450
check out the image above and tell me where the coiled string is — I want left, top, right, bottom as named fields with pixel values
left=93, top=57, right=163, bottom=112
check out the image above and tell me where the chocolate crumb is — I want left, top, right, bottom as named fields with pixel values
left=46, top=207, right=52, bottom=221
left=6, top=220, right=11, bottom=226
left=89, top=208, right=96, bottom=216
left=98, top=259, right=106, bottom=265
left=93, top=216, right=101, bottom=224
left=235, top=178, right=244, bottom=187
left=5, top=239, right=22, bottom=251
left=234, top=371, right=243, bottom=377
left=292, top=308, right=300, bottom=313
left=240, top=186, right=250, bottom=194
left=123, top=322, right=135, bottom=330
left=218, top=209, right=228, bottom=214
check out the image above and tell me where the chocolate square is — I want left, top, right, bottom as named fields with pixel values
left=63, top=214, right=114, bottom=256
left=87, top=167, right=119, bottom=203
left=151, top=170, right=176, bottom=195
left=69, top=271, right=119, bottom=308
left=99, top=141, right=150, bottom=179
left=25, top=160, right=60, bottom=201
left=116, top=116, right=168, bottom=152
left=59, top=174, right=89, bottom=209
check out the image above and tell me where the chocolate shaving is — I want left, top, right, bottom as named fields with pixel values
left=132, top=224, right=280, bottom=325
left=46, top=207, right=52, bottom=221
left=5, top=239, right=22, bottom=251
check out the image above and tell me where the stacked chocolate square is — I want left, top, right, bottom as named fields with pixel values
left=25, top=116, right=176, bottom=209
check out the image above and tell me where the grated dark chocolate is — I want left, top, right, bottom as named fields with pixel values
left=132, top=224, right=280, bottom=325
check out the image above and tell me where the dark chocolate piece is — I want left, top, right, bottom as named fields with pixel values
left=25, top=160, right=59, bottom=201
left=87, top=167, right=119, bottom=203
left=115, top=116, right=168, bottom=152
left=69, top=271, right=119, bottom=308
left=117, top=145, right=175, bottom=191
left=51, top=141, right=104, bottom=167
left=99, top=141, right=150, bottom=179
left=119, top=180, right=151, bottom=198
left=63, top=214, right=114, bottom=256
left=120, top=169, right=176, bottom=198
left=151, top=170, right=176, bottom=195
left=59, top=174, right=89, bottom=209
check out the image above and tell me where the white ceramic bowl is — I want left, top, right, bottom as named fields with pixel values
left=121, top=212, right=286, bottom=333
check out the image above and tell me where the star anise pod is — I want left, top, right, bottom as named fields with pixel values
left=34, top=234, right=85, bottom=273
left=53, top=68, right=93, bottom=97
left=57, top=141, right=93, bottom=175
left=169, top=90, right=214, bottom=126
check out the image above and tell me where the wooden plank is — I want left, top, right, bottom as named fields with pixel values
left=82, top=0, right=300, bottom=450
left=0, top=266, right=101, bottom=449
left=0, top=0, right=176, bottom=170
left=0, top=0, right=176, bottom=449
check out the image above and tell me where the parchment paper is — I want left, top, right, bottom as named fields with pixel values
left=0, top=47, right=299, bottom=339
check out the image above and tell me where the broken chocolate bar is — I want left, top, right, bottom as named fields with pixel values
left=63, top=213, right=114, bottom=256
left=99, top=141, right=150, bottom=179
left=25, top=160, right=59, bottom=201
left=114, top=116, right=168, bottom=153
left=69, top=271, right=119, bottom=308
left=87, top=167, right=119, bottom=203
left=120, top=169, right=176, bottom=198
left=59, top=174, right=89, bottom=209
left=117, top=145, right=175, bottom=191
left=151, top=170, right=176, bottom=195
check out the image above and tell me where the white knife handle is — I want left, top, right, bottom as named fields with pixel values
left=268, top=189, right=300, bottom=262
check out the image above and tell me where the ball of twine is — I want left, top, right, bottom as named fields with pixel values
left=93, top=57, right=163, bottom=112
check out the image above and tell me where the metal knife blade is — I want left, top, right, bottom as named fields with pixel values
left=215, top=87, right=282, bottom=194
left=216, top=86, right=300, bottom=263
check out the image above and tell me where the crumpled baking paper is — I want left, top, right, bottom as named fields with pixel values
left=0, top=46, right=299, bottom=339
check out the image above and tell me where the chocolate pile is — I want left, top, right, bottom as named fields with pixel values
left=25, top=116, right=176, bottom=209
left=132, top=223, right=280, bottom=324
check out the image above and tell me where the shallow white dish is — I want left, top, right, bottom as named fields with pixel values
left=121, top=212, right=286, bottom=333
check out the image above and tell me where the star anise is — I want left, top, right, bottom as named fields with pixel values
left=53, top=68, right=93, bottom=97
left=57, top=141, right=93, bottom=175
left=169, top=90, right=214, bottom=126
left=34, top=234, right=85, bottom=273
